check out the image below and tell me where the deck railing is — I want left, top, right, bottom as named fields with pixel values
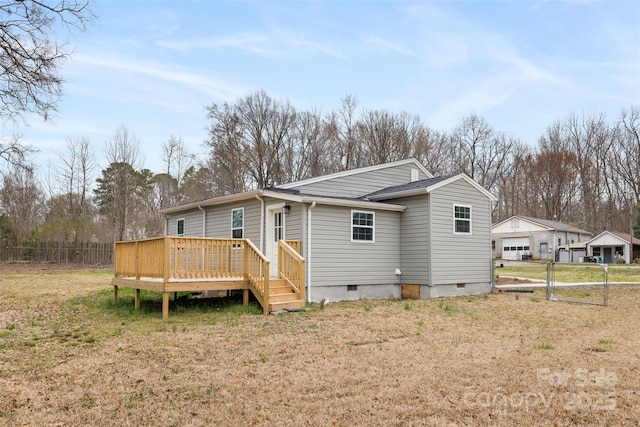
left=283, top=239, right=301, bottom=255
left=115, top=237, right=252, bottom=281
left=278, top=240, right=306, bottom=303
left=114, top=237, right=302, bottom=316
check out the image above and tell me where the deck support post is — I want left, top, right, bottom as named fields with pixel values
left=162, top=292, right=169, bottom=320
left=113, top=285, right=119, bottom=304
left=243, top=288, right=249, bottom=306
left=134, top=289, right=141, bottom=310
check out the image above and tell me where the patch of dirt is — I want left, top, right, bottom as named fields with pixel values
left=496, top=276, right=537, bottom=285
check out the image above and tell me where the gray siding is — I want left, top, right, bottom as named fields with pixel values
left=429, top=180, right=492, bottom=285
left=284, top=202, right=303, bottom=245
left=165, top=208, right=203, bottom=236
left=202, top=198, right=262, bottom=245
left=292, top=163, right=429, bottom=198
left=309, top=204, right=400, bottom=287
left=394, top=194, right=430, bottom=284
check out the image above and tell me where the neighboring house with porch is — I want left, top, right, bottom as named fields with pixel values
left=158, top=158, right=497, bottom=305
left=586, top=231, right=640, bottom=264
left=491, top=216, right=592, bottom=261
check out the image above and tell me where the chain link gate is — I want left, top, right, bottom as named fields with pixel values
left=546, top=262, right=609, bottom=306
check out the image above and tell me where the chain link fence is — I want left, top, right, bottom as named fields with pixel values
left=494, top=261, right=640, bottom=306
left=547, top=263, right=609, bottom=306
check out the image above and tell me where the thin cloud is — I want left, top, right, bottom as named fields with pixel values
left=363, top=37, right=417, bottom=57
left=157, top=33, right=278, bottom=56
left=73, top=53, right=250, bottom=101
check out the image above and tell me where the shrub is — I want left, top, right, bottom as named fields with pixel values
left=616, top=258, right=626, bottom=264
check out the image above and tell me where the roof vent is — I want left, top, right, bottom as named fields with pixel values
left=411, top=169, right=419, bottom=182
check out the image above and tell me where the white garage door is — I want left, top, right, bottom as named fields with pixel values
left=502, top=237, right=531, bottom=260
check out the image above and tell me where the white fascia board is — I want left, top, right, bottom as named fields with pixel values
left=160, top=190, right=262, bottom=215
left=260, top=189, right=305, bottom=203
left=369, top=174, right=497, bottom=203
left=425, top=174, right=498, bottom=202
left=301, top=196, right=406, bottom=212
left=278, top=158, right=432, bottom=189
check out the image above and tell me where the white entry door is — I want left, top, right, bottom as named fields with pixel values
left=266, top=204, right=285, bottom=276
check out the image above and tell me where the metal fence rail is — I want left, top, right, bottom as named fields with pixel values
left=547, top=262, right=609, bottom=306
left=493, top=261, right=640, bottom=306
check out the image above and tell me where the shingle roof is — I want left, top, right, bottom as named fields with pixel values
left=361, top=175, right=454, bottom=200
left=518, top=216, right=592, bottom=235
left=609, top=231, right=640, bottom=245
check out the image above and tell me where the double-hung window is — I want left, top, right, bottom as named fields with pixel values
left=231, top=208, right=244, bottom=238
left=453, top=205, right=471, bottom=234
left=352, top=210, right=374, bottom=242
left=177, top=219, right=185, bottom=236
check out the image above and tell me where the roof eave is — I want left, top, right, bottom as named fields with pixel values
left=301, top=196, right=406, bottom=211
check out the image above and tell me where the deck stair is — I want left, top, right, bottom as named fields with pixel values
left=268, top=278, right=305, bottom=312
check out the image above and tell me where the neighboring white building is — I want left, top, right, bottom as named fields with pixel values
left=491, top=216, right=592, bottom=261
left=586, top=231, right=640, bottom=264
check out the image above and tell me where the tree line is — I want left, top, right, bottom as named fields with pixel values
left=0, top=90, right=638, bottom=247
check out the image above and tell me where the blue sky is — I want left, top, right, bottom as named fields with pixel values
left=22, top=0, right=640, bottom=176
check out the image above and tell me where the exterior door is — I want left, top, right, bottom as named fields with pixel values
left=540, top=243, right=548, bottom=260
left=603, top=247, right=613, bottom=263
left=266, top=205, right=285, bottom=276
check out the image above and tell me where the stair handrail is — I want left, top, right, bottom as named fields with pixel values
left=244, top=238, right=270, bottom=314
left=278, top=240, right=306, bottom=303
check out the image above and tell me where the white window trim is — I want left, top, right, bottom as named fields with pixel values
left=176, top=218, right=185, bottom=236
left=453, top=204, right=472, bottom=235
left=231, top=207, right=244, bottom=239
left=351, top=209, right=375, bottom=243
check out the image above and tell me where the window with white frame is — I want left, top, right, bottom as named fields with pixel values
left=177, top=218, right=185, bottom=236
left=453, top=205, right=471, bottom=234
left=352, top=210, right=374, bottom=242
left=231, top=208, right=244, bottom=238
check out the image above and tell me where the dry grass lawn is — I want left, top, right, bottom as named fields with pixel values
left=1, top=265, right=639, bottom=426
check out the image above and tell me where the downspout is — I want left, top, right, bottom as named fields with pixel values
left=307, top=201, right=316, bottom=303
left=256, top=193, right=264, bottom=253
left=197, top=205, right=206, bottom=237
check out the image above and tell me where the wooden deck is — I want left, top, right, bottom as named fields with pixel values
left=113, top=237, right=305, bottom=318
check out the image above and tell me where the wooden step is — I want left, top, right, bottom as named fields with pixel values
left=269, top=299, right=305, bottom=313
left=269, top=291, right=301, bottom=303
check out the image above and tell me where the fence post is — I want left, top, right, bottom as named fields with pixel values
left=602, top=264, right=609, bottom=307
left=546, top=262, right=552, bottom=300
left=490, top=259, right=495, bottom=292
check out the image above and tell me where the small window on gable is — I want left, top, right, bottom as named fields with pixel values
left=177, top=219, right=185, bottom=236
left=352, top=210, right=374, bottom=242
left=231, top=208, right=244, bottom=239
left=453, top=205, right=471, bottom=235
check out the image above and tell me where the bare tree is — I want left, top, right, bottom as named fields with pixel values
left=325, top=95, right=359, bottom=170
left=159, top=135, right=194, bottom=207
left=448, top=114, right=517, bottom=194
left=0, top=163, right=45, bottom=241
left=283, top=109, right=330, bottom=182
left=46, top=136, right=96, bottom=243
left=0, top=1, right=93, bottom=165
left=205, top=91, right=297, bottom=191
left=98, top=126, right=143, bottom=241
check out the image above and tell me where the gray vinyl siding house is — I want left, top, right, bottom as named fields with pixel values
left=161, top=159, right=497, bottom=303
